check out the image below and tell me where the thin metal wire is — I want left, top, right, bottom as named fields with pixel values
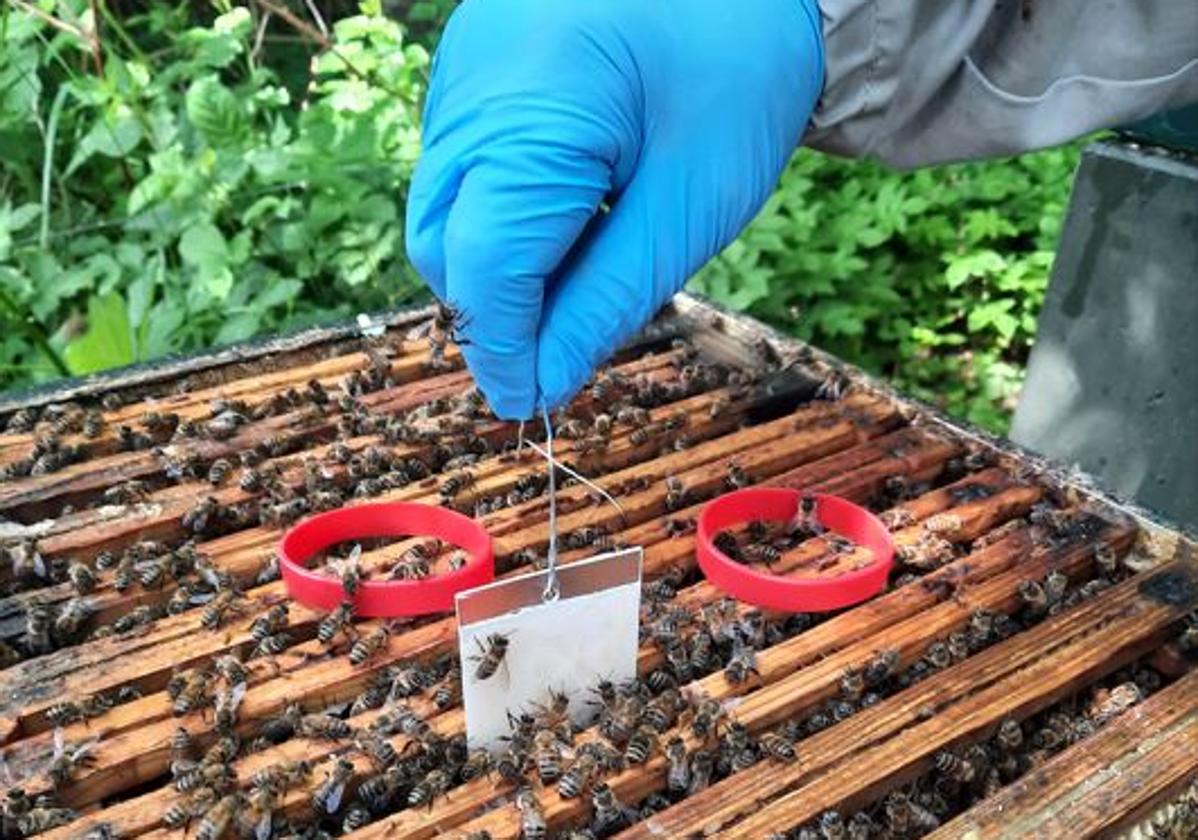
left=519, top=408, right=629, bottom=602
left=521, top=442, right=627, bottom=525
left=540, top=406, right=559, bottom=602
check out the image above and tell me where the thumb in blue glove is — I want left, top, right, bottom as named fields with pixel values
left=406, top=0, right=824, bottom=419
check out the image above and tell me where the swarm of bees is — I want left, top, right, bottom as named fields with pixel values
left=781, top=662, right=1168, bottom=840
left=0, top=311, right=1168, bottom=840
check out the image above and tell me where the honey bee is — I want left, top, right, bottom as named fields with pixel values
left=1044, top=570, right=1069, bottom=608
left=923, top=513, right=964, bottom=536
left=459, top=748, right=493, bottom=783
left=794, top=494, right=821, bottom=533
left=103, top=478, right=153, bottom=507
left=386, top=662, right=430, bottom=700
left=49, top=729, right=98, bottom=786
left=923, top=641, right=952, bottom=671
left=183, top=496, right=222, bottom=535
left=721, top=721, right=758, bottom=773
left=934, top=750, right=977, bottom=784
left=300, top=712, right=355, bottom=741
left=249, top=603, right=290, bottom=644
left=317, top=602, right=354, bottom=646
left=690, top=697, right=728, bottom=741
left=1088, top=682, right=1142, bottom=727
left=54, top=597, right=95, bottom=642
left=470, top=632, right=512, bottom=681
left=839, top=667, right=865, bottom=701
left=495, top=746, right=529, bottom=782
left=173, top=668, right=214, bottom=715
left=665, top=736, right=690, bottom=795
left=390, top=552, right=431, bottom=581
left=239, top=780, right=279, bottom=840
left=862, top=648, right=900, bottom=688
left=355, top=731, right=398, bottom=769
left=624, top=725, right=659, bottom=766
left=565, top=525, right=611, bottom=551
left=1018, top=579, right=1049, bottom=618
left=439, top=470, right=477, bottom=500
left=340, top=802, right=371, bottom=833
left=18, top=803, right=79, bottom=835
left=202, top=735, right=240, bottom=767
left=1094, top=542, right=1119, bottom=578
left=213, top=684, right=247, bottom=733
left=881, top=790, right=944, bottom=834
left=206, top=459, right=233, bottom=486
left=687, top=749, right=715, bottom=795
left=407, top=768, right=450, bottom=808
left=723, top=640, right=759, bottom=684
left=250, top=759, right=312, bottom=792
left=758, top=730, right=798, bottom=762
left=590, top=781, right=632, bottom=834
left=515, top=787, right=547, bottom=840
left=257, top=703, right=302, bottom=745
left=202, top=590, right=247, bottom=631
left=348, top=625, right=389, bottom=666
left=331, top=544, right=363, bottom=596
left=530, top=729, right=565, bottom=784
left=947, top=631, right=971, bottom=663
left=195, top=792, right=243, bottom=840
left=312, top=758, right=355, bottom=815
left=556, top=753, right=597, bottom=799
left=164, top=786, right=219, bottom=830
left=251, top=631, right=292, bottom=659
left=707, top=396, right=731, bottom=420
left=664, top=476, right=688, bottom=511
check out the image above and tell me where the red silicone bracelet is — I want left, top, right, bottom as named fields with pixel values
left=696, top=488, right=895, bottom=612
left=278, top=503, right=494, bottom=617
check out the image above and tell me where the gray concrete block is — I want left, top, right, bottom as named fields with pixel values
left=1011, top=140, right=1198, bottom=529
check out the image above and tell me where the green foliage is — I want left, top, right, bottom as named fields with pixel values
left=1, top=0, right=1079, bottom=435
left=0, top=1, right=429, bottom=387
left=690, top=146, right=1081, bottom=431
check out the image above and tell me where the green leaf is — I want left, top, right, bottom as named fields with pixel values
left=186, top=76, right=245, bottom=147
left=65, top=108, right=144, bottom=176
left=967, top=298, right=1019, bottom=340
left=255, top=279, right=302, bottom=309
left=63, top=293, right=134, bottom=375
left=215, top=311, right=260, bottom=344
left=179, top=221, right=228, bottom=269
left=945, top=250, right=1006, bottom=290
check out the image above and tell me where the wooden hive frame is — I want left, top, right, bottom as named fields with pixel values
left=0, top=293, right=1193, bottom=840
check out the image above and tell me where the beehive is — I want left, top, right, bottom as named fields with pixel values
left=0, top=294, right=1194, bottom=840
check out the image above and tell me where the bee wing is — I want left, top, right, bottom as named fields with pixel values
left=324, top=781, right=346, bottom=814
left=33, top=554, right=48, bottom=579
left=72, top=737, right=99, bottom=759
left=228, top=682, right=248, bottom=709
left=189, top=591, right=217, bottom=606
left=254, top=812, right=273, bottom=840
left=198, top=566, right=223, bottom=588
left=348, top=543, right=363, bottom=565
left=53, top=727, right=65, bottom=757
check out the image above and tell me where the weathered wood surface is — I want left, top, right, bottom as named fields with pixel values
left=927, top=668, right=1198, bottom=840
left=0, top=302, right=1190, bottom=840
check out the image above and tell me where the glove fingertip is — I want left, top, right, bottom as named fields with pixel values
left=536, top=331, right=596, bottom=414
left=462, top=344, right=538, bottom=422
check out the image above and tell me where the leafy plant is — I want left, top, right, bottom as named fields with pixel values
left=690, top=145, right=1081, bottom=431
left=1, top=0, right=1081, bottom=434
left=0, top=0, right=429, bottom=387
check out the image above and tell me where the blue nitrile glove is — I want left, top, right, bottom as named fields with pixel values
left=406, top=0, right=824, bottom=419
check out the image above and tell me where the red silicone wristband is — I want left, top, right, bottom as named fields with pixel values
left=277, top=502, right=494, bottom=617
left=696, top=488, right=894, bottom=612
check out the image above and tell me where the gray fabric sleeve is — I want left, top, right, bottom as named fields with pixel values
left=805, top=0, right=1198, bottom=169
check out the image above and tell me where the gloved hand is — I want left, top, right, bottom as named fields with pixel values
left=406, top=0, right=824, bottom=419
